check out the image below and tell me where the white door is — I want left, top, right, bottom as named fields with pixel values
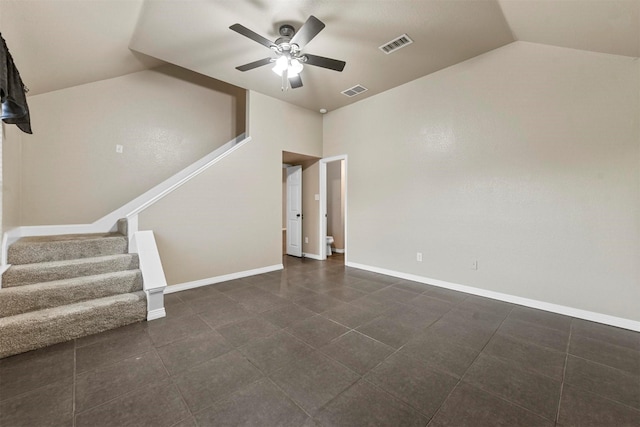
left=286, top=165, right=303, bottom=257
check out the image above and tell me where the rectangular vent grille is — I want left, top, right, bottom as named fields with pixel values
left=379, top=34, right=413, bottom=54
left=341, top=84, right=368, bottom=97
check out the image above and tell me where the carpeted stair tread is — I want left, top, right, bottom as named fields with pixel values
left=0, top=291, right=147, bottom=358
left=2, top=254, right=139, bottom=287
left=8, top=233, right=127, bottom=265
left=0, top=270, right=143, bottom=317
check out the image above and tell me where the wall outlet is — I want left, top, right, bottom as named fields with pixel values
left=115, top=144, right=123, bottom=154
left=416, top=252, right=423, bottom=262
left=305, top=237, right=309, bottom=244
left=471, top=260, right=478, bottom=270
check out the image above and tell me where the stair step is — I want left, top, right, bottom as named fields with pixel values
left=0, top=270, right=143, bottom=317
left=7, top=233, right=128, bottom=265
left=2, top=254, right=139, bottom=287
left=0, top=291, right=147, bottom=358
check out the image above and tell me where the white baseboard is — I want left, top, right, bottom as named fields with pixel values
left=303, top=253, right=322, bottom=260
left=147, top=307, right=166, bottom=321
left=346, top=261, right=640, bottom=332
left=333, top=248, right=345, bottom=254
left=165, top=264, right=284, bottom=294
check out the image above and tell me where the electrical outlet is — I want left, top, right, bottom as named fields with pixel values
left=305, top=237, right=309, bottom=244
left=471, top=260, right=478, bottom=270
left=115, top=144, right=123, bottom=154
left=416, top=252, right=423, bottom=262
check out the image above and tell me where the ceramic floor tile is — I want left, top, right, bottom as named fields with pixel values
left=75, top=350, right=167, bottom=412
left=260, top=304, right=316, bottom=328
left=422, top=318, right=496, bottom=351
left=483, top=333, right=566, bottom=380
left=371, top=287, right=419, bottom=304
left=156, top=330, right=233, bottom=375
left=457, top=295, right=514, bottom=316
left=75, top=379, right=189, bottom=427
left=424, top=287, right=468, bottom=304
left=345, top=280, right=391, bottom=293
left=198, top=301, right=255, bottom=329
left=239, top=331, right=314, bottom=374
left=172, top=351, right=263, bottom=413
left=463, top=353, right=561, bottom=421
left=557, top=385, right=640, bottom=427
left=428, top=382, right=553, bottom=427
left=193, top=378, right=308, bottom=427
left=270, top=351, right=359, bottom=413
left=215, top=317, right=281, bottom=347
left=564, top=355, right=640, bottom=410
left=391, top=280, right=436, bottom=294
left=498, top=317, right=570, bottom=352
left=321, top=304, right=381, bottom=329
left=322, top=287, right=368, bottom=302
left=320, top=331, right=395, bottom=375
left=0, top=340, right=74, bottom=401
left=508, top=306, right=572, bottom=333
left=406, top=295, right=454, bottom=317
left=569, top=334, right=640, bottom=375
left=314, top=381, right=428, bottom=427
left=295, top=294, right=348, bottom=314
left=0, top=380, right=73, bottom=427
left=146, top=313, right=212, bottom=347
left=398, top=332, right=480, bottom=378
left=365, top=352, right=459, bottom=418
left=571, top=319, right=640, bottom=352
left=357, top=316, right=419, bottom=349
left=287, top=315, right=350, bottom=348
left=76, top=326, right=154, bottom=373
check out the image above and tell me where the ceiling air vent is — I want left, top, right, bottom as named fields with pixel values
left=341, top=84, right=368, bottom=97
left=379, top=33, right=413, bottom=54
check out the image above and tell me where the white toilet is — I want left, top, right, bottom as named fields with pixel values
left=326, top=236, right=334, bottom=256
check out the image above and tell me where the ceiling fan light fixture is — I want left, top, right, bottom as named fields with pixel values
left=289, top=59, right=303, bottom=75
left=272, top=55, right=289, bottom=75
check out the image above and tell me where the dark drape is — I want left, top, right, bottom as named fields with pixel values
left=1, top=32, right=32, bottom=134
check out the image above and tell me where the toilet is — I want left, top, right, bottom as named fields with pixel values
left=326, top=236, right=334, bottom=256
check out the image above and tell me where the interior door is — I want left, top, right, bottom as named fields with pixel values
left=286, top=165, right=303, bottom=257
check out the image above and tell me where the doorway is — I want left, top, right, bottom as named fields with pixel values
left=319, top=155, right=348, bottom=262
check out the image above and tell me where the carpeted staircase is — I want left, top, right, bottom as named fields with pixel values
left=0, top=232, right=147, bottom=358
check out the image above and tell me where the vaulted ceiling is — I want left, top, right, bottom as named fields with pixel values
left=2, top=0, right=638, bottom=112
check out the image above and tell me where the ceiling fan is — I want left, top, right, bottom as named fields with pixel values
left=230, top=16, right=346, bottom=90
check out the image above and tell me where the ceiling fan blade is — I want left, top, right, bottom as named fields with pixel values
left=303, top=54, right=346, bottom=72
left=230, top=24, right=275, bottom=49
left=289, top=74, right=303, bottom=89
left=290, top=15, right=325, bottom=48
left=236, top=57, right=273, bottom=71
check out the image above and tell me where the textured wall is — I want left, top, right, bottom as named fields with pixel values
left=18, top=65, right=245, bottom=225
left=141, top=91, right=322, bottom=285
left=324, top=42, right=639, bottom=321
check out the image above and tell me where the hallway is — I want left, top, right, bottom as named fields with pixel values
left=1, top=256, right=639, bottom=426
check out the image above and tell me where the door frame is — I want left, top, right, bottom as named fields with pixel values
left=319, top=155, right=348, bottom=262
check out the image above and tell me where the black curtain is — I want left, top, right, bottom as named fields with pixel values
left=1, top=32, right=32, bottom=134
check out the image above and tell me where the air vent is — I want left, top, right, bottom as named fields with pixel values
left=341, top=84, right=368, bottom=97
left=379, top=34, right=413, bottom=54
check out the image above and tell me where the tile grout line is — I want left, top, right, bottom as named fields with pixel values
left=427, top=304, right=517, bottom=424
left=555, top=326, right=572, bottom=424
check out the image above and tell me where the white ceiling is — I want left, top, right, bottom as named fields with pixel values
left=2, top=0, right=638, bottom=112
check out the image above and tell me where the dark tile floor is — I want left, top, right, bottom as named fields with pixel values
left=1, top=254, right=639, bottom=426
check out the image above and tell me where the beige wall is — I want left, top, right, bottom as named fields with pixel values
left=140, top=91, right=322, bottom=285
left=324, top=42, right=640, bottom=321
left=327, top=160, right=345, bottom=250
left=1, top=125, right=22, bottom=234
left=17, top=64, right=245, bottom=226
